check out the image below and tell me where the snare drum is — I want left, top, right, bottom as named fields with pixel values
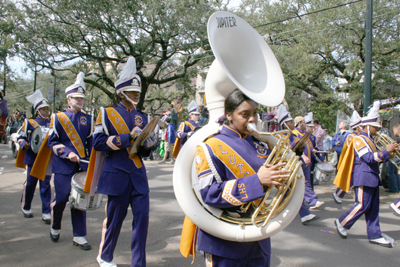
left=69, top=172, right=103, bottom=211
left=315, top=162, right=335, bottom=182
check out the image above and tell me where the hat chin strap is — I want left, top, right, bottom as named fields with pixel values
left=37, top=109, right=49, bottom=120
left=120, top=91, right=138, bottom=107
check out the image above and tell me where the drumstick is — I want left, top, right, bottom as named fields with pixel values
left=66, top=157, right=89, bottom=164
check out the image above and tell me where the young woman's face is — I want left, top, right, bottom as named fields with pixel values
left=226, top=100, right=258, bottom=136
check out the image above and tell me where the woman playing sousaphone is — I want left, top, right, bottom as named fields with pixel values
left=193, top=89, right=290, bottom=266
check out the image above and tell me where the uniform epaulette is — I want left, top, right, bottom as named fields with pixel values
left=204, top=132, right=219, bottom=142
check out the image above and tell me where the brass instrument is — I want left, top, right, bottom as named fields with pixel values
left=374, top=132, right=400, bottom=169
left=222, top=123, right=302, bottom=228
left=173, top=11, right=305, bottom=242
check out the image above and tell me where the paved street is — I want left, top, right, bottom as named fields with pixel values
left=0, top=142, right=399, bottom=267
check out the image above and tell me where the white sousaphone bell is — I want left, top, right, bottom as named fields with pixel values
left=173, top=11, right=305, bottom=242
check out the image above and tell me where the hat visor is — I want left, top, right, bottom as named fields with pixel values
left=117, top=86, right=141, bottom=93
left=364, top=122, right=381, bottom=128
left=190, top=112, right=200, bottom=115
left=36, top=103, right=49, bottom=111
left=67, top=93, right=86, bottom=98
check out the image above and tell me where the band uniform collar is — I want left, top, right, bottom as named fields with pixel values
left=119, top=102, right=136, bottom=112
left=221, top=124, right=246, bottom=139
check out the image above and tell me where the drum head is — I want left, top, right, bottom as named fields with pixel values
left=31, top=127, right=43, bottom=153
left=73, top=172, right=87, bottom=190
left=316, top=162, right=335, bottom=172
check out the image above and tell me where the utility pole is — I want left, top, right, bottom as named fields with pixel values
left=53, top=74, right=57, bottom=114
left=33, top=61, right=37, bottom=92
left=363, top=0, right=373, bottom=115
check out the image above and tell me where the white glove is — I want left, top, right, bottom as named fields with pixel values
left=130, top=126, right=142, bottom=140
left=187, top=131, right=194, bottom=138
left=143, top=133, right=156, bottom=149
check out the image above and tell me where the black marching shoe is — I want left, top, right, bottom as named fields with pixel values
left=50, top=228, right=60, bottom=242
left=21, top=208, right=33, bottom=218
left=73, top=237, right=92, bottom=251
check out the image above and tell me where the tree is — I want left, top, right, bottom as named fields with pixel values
left=238, top=0, right=400, bottom=131
left=17, top=0, right=221, bottom=112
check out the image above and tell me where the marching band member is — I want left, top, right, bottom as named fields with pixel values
left=293, top=116, right=325, bottom=210
left=334, top=101, right=398, bottom=248
left=277, top=105, right=319, bottom=225
left=48, top=72, right=93, bottom=250
left=17, top=90, right=51, bottom=223
left=194, top=90, right=290, bottom=267
left=94, top=56, right=156, bottom=267
left=303, top=113, right=325, bottom=191
left=332, top=110, right=362, bottom=204
left=175, top=100, right=201, bottom=146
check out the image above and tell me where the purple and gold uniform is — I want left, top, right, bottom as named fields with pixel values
left=176, top=120, right=201, bottom=146
left=48, top=109, right=93, bottom=236
left=334, top=131, right=359, bottom=198
left=19, top=117, right=51, bottom=215
left=195, top=124, right=271, bottom=266
left=94, top=103, right=150, bottom=266
left=338, top=131, right=390, bottom=239
left=292, top=127, right=324, bottom=206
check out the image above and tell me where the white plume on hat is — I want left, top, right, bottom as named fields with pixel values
left=65, top=72, right=86, bottom=98
left=114, top=56, right=141, bottom=93
left=187, top=100, right=200, bottom=114
left=349, top=110, right=362, bottom=129
left=277, top=104, right=292, bottom=126
left=304, top=112, right=313, bottom=126
left=26, top=90, right=49, bottom=111
left=362, top=100, right=381, bottom=127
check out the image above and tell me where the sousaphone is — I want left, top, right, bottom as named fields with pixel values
left=173, top=11, right=305, bottom=242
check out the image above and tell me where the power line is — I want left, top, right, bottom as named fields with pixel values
left=254, top=0, right=364, bottom=29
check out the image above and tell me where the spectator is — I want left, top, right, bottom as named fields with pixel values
left=322, top=129, right=332, bottom=161
left=332, top=121, right=351, bottom=157
left=172, top=96, right=183, bottom=128
left=158, top=117, right=176, bottom=164
left=386, top=124, right=400, bottom=193
left=199, top=103, right=209, bottom=126
left=170, top=103, right=177, bottom=128
left=323, top=129, right=332, bottom=151
left=313, top=118, right=324, bottom=149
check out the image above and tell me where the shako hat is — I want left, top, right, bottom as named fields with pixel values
left=26, top=90, right=49, bottom=112
left=114, top=56, right=141, bottom=93
left=65, top=72, right=86, bottom=98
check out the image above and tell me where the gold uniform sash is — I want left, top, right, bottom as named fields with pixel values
left=57, top=112, right=86, bottom=158
left=105, top=107, right=142, bottom=168
left=15, top=119, right=42, bottom=169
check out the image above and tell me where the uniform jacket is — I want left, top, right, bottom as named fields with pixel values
left=93, top=103, right=150, bottom=196
left=48, top=109, right=93, bottom=175
left=352, top=131, right=390, bottom=187
left=333, top=130, right=351, bottom=156
left=194, top=124, right=271, bottom=259
left=18, top=117, right=50, bottom=165
left=176, top=119, right=201, bottom=146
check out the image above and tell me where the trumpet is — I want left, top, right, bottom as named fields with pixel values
left=374, top=132, right=400, bottom=169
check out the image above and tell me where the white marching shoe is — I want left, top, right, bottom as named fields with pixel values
left=390, top=203, right=400, bottom=217
left=332, top=192, right=342, bottom=204
left=334, top=219, right=347, bottom=239
left=369, top=234, right=394, bottom=248
left=97, top=255, right=117, bottom=267
left=301, top=214, right=319, bottom=225
left=310, top=200, right=325, bottom=210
